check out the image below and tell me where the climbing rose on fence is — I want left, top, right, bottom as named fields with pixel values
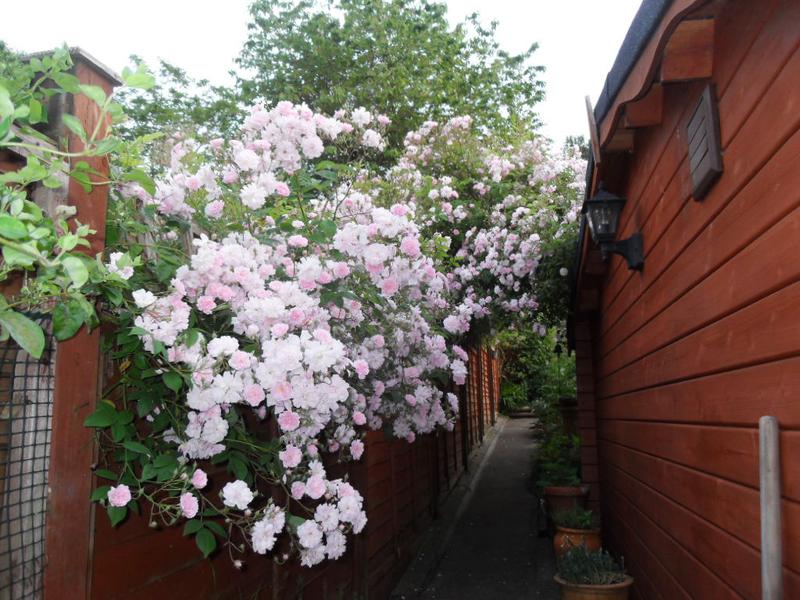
left=89, top=100, right=584, bottom=567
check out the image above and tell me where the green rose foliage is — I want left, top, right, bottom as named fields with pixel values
left=0, top=44, right=155, bottom=355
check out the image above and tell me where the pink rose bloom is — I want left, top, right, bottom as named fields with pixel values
left=318, top=271, right=333, bottom=284
left=180, top=492, right=199, bottom=518
left=287, top=235, right=308, bottom=248
left=405, top=432, right=416, bottom=443
left=279, top=445, right=302, bottom=469
left=350, top=439, right=365, bottom=460
left=204, top=200, right=224, bottom=219
left=353, top=411, right=366, bottom=426
left=289, top=308, right=305, bottom=326
left=209, top=137, right=224, bottom=150
left=405, top=394, right=417, bottom=406
left=196, top=294, right=215, bottom=314
left=208, top=282, right=235, bottom=302
left=244, top=384, right=265, bottom=407
left=272, top=381, right=293, bottom=402
left=404, top=366, right=420, bottom=379
left=380, top=277, right=399, bottom=296
left=229, top=351, right=253, bottom=371
left=191, top=469, right=208, bottom=489
left=277, top=410, right=300, bottom=432
left=271, top=323, right=289, bottom=337
left=305, top=475, right=326, bottom=500
left=400, top=236, right=421, bottom=258
left=185, top=175, right=202, bottom=191
left=275, top=182, right=291, bottom=197
left=107, top=484, right=131, bottom=507
left=222, top=166, right=239, bottom=184
left=390, top=203, right=407, bottom=216
left=299, top=279, right=316, bottom=291
left=291, top=481, right=306, bottom=499
left=332, top=262, right=350, bottom=278
left=221, top=480, right=254, bottom=510
left=313, top=328, right=332, bottom=343
left=234, top=148, right=259, bottom=171
left=371, top=334, right=385, bottom=348
left=353, top=359, right=369, bottom=380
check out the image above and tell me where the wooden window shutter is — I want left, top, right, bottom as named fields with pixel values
left=687, top=84, right=723, bottom=200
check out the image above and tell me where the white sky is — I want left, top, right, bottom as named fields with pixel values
left=1, top=0, right=642, bottom=145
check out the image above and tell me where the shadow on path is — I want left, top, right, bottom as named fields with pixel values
left=393, top=416, right=559, bottom=600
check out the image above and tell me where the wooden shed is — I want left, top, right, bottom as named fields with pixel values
left=572, top=0, right=800, bottom=597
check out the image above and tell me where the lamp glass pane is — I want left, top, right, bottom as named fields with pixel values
left=587, top=201, right=621, bottom=242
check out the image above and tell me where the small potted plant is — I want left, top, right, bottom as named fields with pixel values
left=537, top=460, right=589, bottom=514
left=552, top=507, right=601, bottom=558
left=555, top=546, right=633, bottom=599
left=536, top=431, right=588, bottom=516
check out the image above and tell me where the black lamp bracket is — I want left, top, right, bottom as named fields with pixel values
left=600, top=233, right=644, bottom=271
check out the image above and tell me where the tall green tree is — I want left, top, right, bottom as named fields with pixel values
left=116, top=58, right=241, bottom=143
left=238, top=0, right=546, bottom=149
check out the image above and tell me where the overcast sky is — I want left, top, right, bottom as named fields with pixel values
left=1, top=0, right=642, bottom=145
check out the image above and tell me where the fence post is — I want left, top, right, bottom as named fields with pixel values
left=44, top=50, right=120, bottom=600
left=487, top=350, right=496, bottom=425
left=477, top=348, right=485, bottom=442
left=759, top=416, right=783, bottom=600
left=458, top=383, right=469, bottom=471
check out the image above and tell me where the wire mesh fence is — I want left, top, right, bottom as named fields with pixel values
left=0, top=315, right=55, bottom=600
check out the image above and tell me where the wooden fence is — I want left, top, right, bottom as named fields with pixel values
left=87, top=347, right=501, bottom=599
left=0, top=49, right=503, bottom=600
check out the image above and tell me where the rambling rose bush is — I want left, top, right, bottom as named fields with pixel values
left=89, top=101, right=583, bottom=567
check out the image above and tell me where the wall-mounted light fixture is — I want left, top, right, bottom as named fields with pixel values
left=584, top=186, right=644, bottom=271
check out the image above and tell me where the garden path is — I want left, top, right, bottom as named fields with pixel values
left=393, top=416, right=558, bottom=600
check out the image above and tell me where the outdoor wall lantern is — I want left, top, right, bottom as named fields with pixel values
left=584, top=186, right=644, bottom=271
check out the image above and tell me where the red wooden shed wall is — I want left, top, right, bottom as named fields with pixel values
left=576, top=1, right=800, bottom=598
left=85, top=348, right=500, bottom=599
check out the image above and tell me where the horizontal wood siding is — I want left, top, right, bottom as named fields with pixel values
left=580, top=1, right=800, bottom=598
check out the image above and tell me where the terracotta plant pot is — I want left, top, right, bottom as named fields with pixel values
left=544, top=485, right=589, bottom=516
left=554, top=574, right=634, bottom=600
left=553, top=526, right=601, bottom=558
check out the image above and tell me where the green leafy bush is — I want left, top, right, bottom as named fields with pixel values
left=500, top=381, right=529, bottom=411
left=558, top=546, right=627, bottom=586
left=535, top=429, right=581, bottom=489
left=553, top=506, right=597, bottom=530
left=0, top=47, right=154, bottom=356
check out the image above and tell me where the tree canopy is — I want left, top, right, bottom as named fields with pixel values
left=237, top=0, right=545, bottom=149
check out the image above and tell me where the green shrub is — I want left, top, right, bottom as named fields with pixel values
left=501, top=381, right=529, bottom=411
left=553, top=507, right=597, bottom=530
left=558, top=546, right=627, bottom=585
left=535, top=429, right=581, bottom=489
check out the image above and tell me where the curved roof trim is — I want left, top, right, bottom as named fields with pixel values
left=594, top=0, right=673, bottom=127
